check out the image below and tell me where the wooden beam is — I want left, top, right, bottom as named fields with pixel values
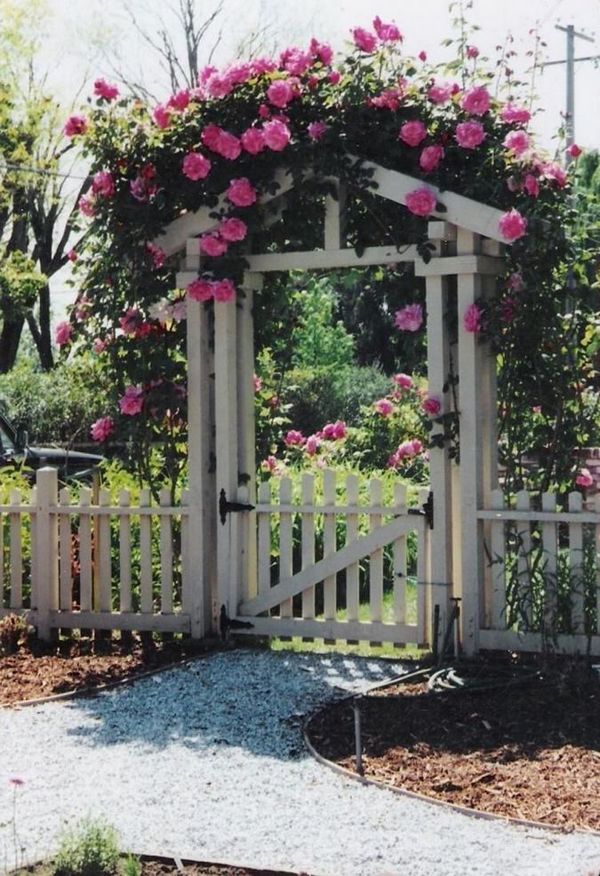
left=47, top=611, right=191, bottom=633
left=414, top=255, right=504, bottom=277
left=479, top=628, right=600, bottom=656
left=230, top=615, right=420, bottom=645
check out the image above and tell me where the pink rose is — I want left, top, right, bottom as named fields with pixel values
left=152, top=104, right=172, bottom=129
left=54, top=321, right=72, bottom=346
left=187, top=279, right=214, bottom=302
left=146, top=242, right=166, bottom=269
left=374, top=398, right=394, bottom=416
left=460, top=85, right=491, bottom=116
left=253, top=375, right=263, bottom=392
left=199, top=234, right=228, bottom=257
left=267, top=79, right=296, bottom=108
left=508, top=272, right=524, bottom=291
left=466, top=45, right=479, bottom=59
left=213, top=279, right=236, bottom=302
left=422, top=396, right=441, bottom=416
left=119, top=386, right=144, bottom=416
left=373, top=16, right=402, bottom=42
left=399, top=120, right=427, bottom=147
left=90, top=416, right=114, bottom=442
left=427, top=82, right=453, bottom=105
left=67, top=249, right=78, bottom=263
left=567, top=143, right=582, bottom=158
left=352, top=27, right=377, bottom=52
left=523, top=174, right=539, bottom=197
left=332, top=420, right=347, bottom=439
left=280, top=47, right=312, bottom=76
left=168, top=89, right=190, bottom=111
left=329, top=70, right=341, bottom=85
left=201, top=124, right=223, bottom=151
left=418, top=50, right=427, bottom=61
left=263, top=119, right=291, bottom=151
left=542, top=162, right=568, bottom=188
left=182, top=152, right=211, bottom=181
left=78, top=193, right=96, bottom=217
left=393, top=373, right=413, bottom=389
left=463, top=303, right=483, bottom=333
left=305, top=434, right=321, bottom=455
left=93, top=337, right=108, bottom=354
left=284, top=429, right=305, bottom=447
left=119, top=307, right=143, bottom=336
left=215, top=130, right=242, bottom=160
left=501, top=104, right=531, bottom=125
left=226, top=177, right=257, bottom=207
left=307, top=121, right=328, bottom=141
left=405, top=187, right=437, bottom=217
left=498, top=208, right=528, bottom=241
left=63, top=115, right=87, bottom=137
left=241, top=128, right=266, bottom=155
left=219, top=217, right=247, bottom=242
left=309, top=38, right=333, bottom=66
left=395, top=303, right=423, bottom=332
left=503, top=129, right=530, bottom=156
left=94, top=79, right=119, bottom=101
left=455, top=121, right=486, bottom=149
left=419, top=144, right=444, bottom=173
left=575, top=468, right=594, bottom=488
left=92, top=170, right=115, bottom=198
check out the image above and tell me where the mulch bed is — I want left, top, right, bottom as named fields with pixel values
left=14, top=857, right=306, bottom=876
left=307, top=660, right=600, bottom=832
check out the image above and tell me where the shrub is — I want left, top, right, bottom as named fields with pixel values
left=53, top=818, right=120, bottom=876
left=0, top=613, right=29, bottom=655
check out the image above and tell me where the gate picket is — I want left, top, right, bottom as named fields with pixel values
left=301, top=474, right=316, bottom=620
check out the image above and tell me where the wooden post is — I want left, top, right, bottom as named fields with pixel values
left=33, top=467, right=59, bottom=641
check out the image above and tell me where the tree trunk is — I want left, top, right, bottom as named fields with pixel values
left=0, top=316, right=25, bottom=372
left=34, top=283, right=54, bottom=370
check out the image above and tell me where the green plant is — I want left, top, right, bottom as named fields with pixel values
left=120, top=854, right=142, bottom=876
left=52, top=818, right=120, bottom=876
left=0, top=614, right=29, bottom=655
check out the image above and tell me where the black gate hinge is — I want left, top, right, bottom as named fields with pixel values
left=408, top=490, right=434, bottom=530
left=219, top=605, right=254, bottom=640
left=219, top=488, right=256, bottom=525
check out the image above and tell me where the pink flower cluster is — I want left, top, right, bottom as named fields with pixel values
left=54, top=321, right=72, bottom=346
left=395, top=303, right=423, bottom=332
left=119, top=385, right=144, bottom=416
left=90, top=416, right=114, bottom=442
left=186, top=277, right=236, bottom=303
left=94, top=79, right=119, bottom=101
left=388, top=439, right=424, bottom=469
left=405, top=187, right=437, bottom=217
left=352, top=17, right=402, bottom=52
left=576, top=468, right=594, bottom=489
left=374, top=398, right=394, bottom=416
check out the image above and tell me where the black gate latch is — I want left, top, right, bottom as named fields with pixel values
left=408, top=490, right=434, bottom=530
left=219, top=488, right=256, bottom=525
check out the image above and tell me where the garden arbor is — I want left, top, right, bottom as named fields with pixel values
left=160, top=161, right=509, bottom=656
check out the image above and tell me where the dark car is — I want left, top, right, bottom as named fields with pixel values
left=0, top=409, right=103, bottom=482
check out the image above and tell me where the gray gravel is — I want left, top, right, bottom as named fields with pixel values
left=1, top=649, right=600, bottom=876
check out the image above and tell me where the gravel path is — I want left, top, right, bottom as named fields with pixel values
left=1, top=649, right=600, bottom=876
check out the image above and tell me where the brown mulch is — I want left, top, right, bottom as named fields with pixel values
left=0, top=637, right=194, bottom=707
left=307, top=661, right=600, bottom=833
left=15, top=854, right=307, bottom=875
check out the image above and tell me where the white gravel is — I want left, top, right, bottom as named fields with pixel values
left=1, top=648, right=600, bottom=876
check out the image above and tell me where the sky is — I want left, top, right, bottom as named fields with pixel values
left=41, top=0, right=599, bottom=313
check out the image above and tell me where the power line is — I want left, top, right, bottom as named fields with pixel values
left=1, top=161, right=90, bottom=182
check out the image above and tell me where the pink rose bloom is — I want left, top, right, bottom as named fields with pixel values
left=284, top=429, right=305, bottom=447
left=201, top=124, right=223, bottom=151
left=428, top=81, right=454, bottom=104
left=63, top=115, right=87, bottom=137
left=119, top=386, right=144, bottom=416
left=261, top=455, right=282, bottom=475
left=399, top=120, right=427, bottom=147
left=374, top=398, right=394, bottom=416
left=227, top=177, right=257, bottom=207
left=280, top=47, right=312, bottom=76
left=373, top=16, right=402, bottom=41
left=501, top=103, right=531, bottom=125
left=94, top=79, right=119, bottom=101
left=146, top=242, right=166, bottom=269
left=332, top=420, right=347, bottom=440
left=92, top=170, right=115, bottom=198
left=119, top=307, right=143, bottom=336
left=182, top=152, right=211, bottom=181
left=308, top=121, right=328, bottom=141
left=152, top=104, right=172, bottom=129
left=263, top=119, right=291, bottom=151
left=199, top=234, right=228, bottom=257
left=78, top=193, right=96, bottom=217
left=419, top=144, right=444, bottom=173
left=523, top=174, right=539, bottom=197
left=352, top=27, right=377, bottom=52
left=90, top=416, right=114, bottom=442
left=168, top=89, right=190, bottom=111
left=395, top=303, right=423, bottom=331
left=130, top=177, right=157, bottom=203
left=213, top=279, right=236, bottom=302
left=305, top=434, right=321, bottom=455
left=171, top=300, right=187, bottom=322
left=463, top=302, right=483, bottom=333
left=575, top=468, right=594, bottom=488
left=241, top=127, right=266, bottom=154
left=54, top=321, right=72, bottom=346
left=187, top=278, right=214, bottom=302
left=460, top=85, right=491, bottom=116
left=253, top=375, right=263, bottom=392
left=219, top=217, right=247, bottom=242
left=93, top=337, right=108, bottom=354
left=422, top=396, right=441, bottom=416
left=409, top=438, right=424, bottom=455
left=508, top=272, right=524, bottom=291
left=542, top=162, right=568, bottom=188
left=67, top=249, right=78, bottom=262
left=567, top=143, right=582, bottom=158
left=455, top=121, right=486, bottom=149
left=267, top=79, right=296, bottom=108
left=418, top=50, right=427, bottom=61
left=309, top=38, right=333, bottom=66
left=215, top=130, right=242, bottom=160
left=466, top=45, right=479, bottom=59
left=499, top=208, right=528, bottom=241
left=405, top=187, right=437, bottom=217
left=393, top=373, right=413, bottom=389
left=329, top=70, right=341, bottom=85
left=503, top=129, right=530, bottom=156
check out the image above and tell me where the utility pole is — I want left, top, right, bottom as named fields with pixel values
left=541, top=25, right=598, bottom=163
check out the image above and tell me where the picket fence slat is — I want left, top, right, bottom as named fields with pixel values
left=541, top=492, right=557, bottom=632
left=119, top=490, right=133, bottom=612
left=278, top=478, right=293, bottom=619
left=596, top=494, right=600, bottom=635
left=257, top=481, right=271, bottom=598
left=301, top=474, right=316, bottom=620
left=9, top=489, right=23, bottom=610
left=322, top=470, right=337, bottom=624
left=568, top=492, right=584, bottom=632
left=345, top=475, right=360, bottom=625
left=59, top=487, right=73, bottom=611
left=369, top=479, right=383, bottom=627
left=159, top=488, right=174, bottom=614
left=393, top=483, right=407, bottom=625
left=97, top=489, right=112, bottom=612
left=79, top=488, right=93, bottom=612
left=139, top=488, right=153, bottom=613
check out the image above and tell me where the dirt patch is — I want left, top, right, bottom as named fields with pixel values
left=0, top=637, right=194, bottom=707
left=14, top=855, right=306, bottom=875
left=307, top=661, right=600, bottom=832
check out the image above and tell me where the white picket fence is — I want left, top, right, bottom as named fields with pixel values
left=478, top=489, right=600, bottom=654
left=0, top=468, right=191, bottom=637
left=231, top=471, right=431, bottom=646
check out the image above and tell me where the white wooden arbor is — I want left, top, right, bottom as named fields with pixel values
left=158, top=161, right=510, bottom=655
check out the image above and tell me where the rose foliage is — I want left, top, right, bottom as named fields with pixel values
left=62, top=16, right=595, bottom=494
